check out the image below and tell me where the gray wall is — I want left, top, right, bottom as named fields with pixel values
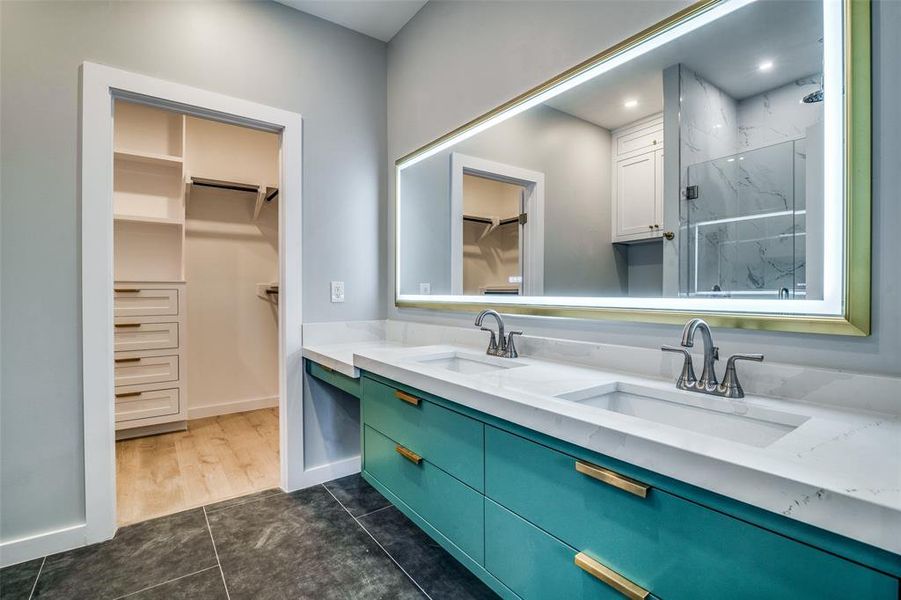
left=387, top=0, right=901, bottom=377
left=400, top=104, right=625, bottom=296
left=1, top=1, right=385, bottom=542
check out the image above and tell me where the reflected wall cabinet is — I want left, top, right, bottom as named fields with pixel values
left=612, top=114, right=664, bottom=243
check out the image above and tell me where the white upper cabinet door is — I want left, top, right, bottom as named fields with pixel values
left=614, top=151, right=658, bottom=241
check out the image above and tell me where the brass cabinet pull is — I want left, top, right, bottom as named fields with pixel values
left=114, top=358, right=141, bottom=364
left=575, top=460, right=649, bottom=498
left=394, top=390, right=421, bottom=406
left=115, top=323, right=141, bottom=328
left=395, top=445, right=422, bottom=464
left=114, top=288, right=140, bottom=293
left=574, top=552, right=649, bottom=600
left=115, top=392, right=142, bottom=398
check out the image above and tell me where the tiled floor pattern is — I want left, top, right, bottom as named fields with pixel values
left=0, top=475, right=497, bottom=600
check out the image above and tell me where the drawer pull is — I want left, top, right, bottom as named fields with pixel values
left=115, top=323, right=141, bottom=328
left=115, top=392, right=142, bottom=398
left=574, top=552, right=649, bottom=600
left=394, top=390, right=421, bottom=406
left=114, top=288, right=141, bottom=293
left=320, top=364, right=336, bottom=373
left=395, top=445, right=422, bottom=464
left=575, top=460, right=649, bottom=498
left=114, top=358, right=141, bottom=364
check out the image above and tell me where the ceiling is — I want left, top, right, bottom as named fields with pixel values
left=546, top=0, right=822, bottom=130
left=276, top=0, right=428, bottom=42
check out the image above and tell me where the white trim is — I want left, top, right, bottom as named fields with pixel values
left=79, top=62, right=304, bottom=557
left=186, top=396, right=279, bottom=420
left=294, top=455, right=361, bottom=489
left=0, top=524, right=88, bottom=569
left=449, top=153, right=544, bottom=295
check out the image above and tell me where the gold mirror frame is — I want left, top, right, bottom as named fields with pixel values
left=395, top=0, right=871, bottom=336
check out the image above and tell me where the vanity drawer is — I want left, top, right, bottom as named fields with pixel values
left=486, top=499, right=658, bottom=600
left=362, top=377, right=483, bottom=491
left=363, top=425, right=484, bottom=563
left=114, top=322, right=178, bottom=352
left=114, top=387, right=179, bottom=422
left=485, top=427, right=896, bottom=599
left=307, top=360, right=361, bottom=398
left=114, top=355, right=179, bottom=387
left=114, top=287, right=178, bottom=317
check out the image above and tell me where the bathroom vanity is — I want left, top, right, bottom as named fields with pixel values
left=303, top=324, right=901, bottom=600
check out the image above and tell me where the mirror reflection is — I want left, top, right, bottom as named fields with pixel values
left=398, top=0, right=828, bottom=302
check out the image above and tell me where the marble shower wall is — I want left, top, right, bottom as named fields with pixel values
left=678, top=67, right=821, bottom=296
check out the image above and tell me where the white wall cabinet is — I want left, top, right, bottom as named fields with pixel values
left=611, top=115, right=664, bottom=243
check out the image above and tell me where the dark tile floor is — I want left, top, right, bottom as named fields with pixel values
left=1, top=474, right=497, bottom=600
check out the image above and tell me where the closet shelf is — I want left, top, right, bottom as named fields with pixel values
left=114, top=214, right=185, bottom=226
left=114, top=150, right=184, bottom=168
left=187, top=176, right=278, bottom=221
left=463, top=213, right=521, bottom=226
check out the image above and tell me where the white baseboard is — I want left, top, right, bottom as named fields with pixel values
left=187, top=395, right=278, bottom=420
left=0, top=523, right=89, bottom=568
left=287, top=455, right=361, bottom=492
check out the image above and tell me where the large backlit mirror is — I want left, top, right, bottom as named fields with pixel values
left=396, top=0, right=870, bottom=335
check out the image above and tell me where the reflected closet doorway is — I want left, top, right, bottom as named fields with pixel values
left=81, top=63, right=303, bottom=547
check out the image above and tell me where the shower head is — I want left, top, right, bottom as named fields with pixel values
left=802, top=89, right=824, bottom=104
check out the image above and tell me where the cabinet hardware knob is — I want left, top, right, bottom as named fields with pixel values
left=114, top=288, right=141, bottom=293
left=652, top=139, right=657, bottom=145
left=663, top=231, right=675, bottom=241
left=574, top=552, right=649, bottom=600
left=575, top=460, right=649, bottom=498
left=394, top=390, right=421, bottom=406
left=648, top=225, right=654, bottom=229
left=115, top=323, right=141, bottom=328
left=395, top=445, right=422, bottom=464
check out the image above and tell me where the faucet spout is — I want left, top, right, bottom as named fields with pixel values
left=475, top=309, right=505, bottom=344
left=680, top=318, right=719, bottom=390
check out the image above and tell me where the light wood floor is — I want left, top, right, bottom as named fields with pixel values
left=116, top=408, right=280, bottom=525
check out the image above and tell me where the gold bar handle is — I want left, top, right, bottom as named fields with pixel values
left=114, top=288, right=141, bottom=293
left=115, top=323, right=141, bottom=328
left=394, top=390, right=421, bottom=406
left=395, top=445, right=422, bottom=465
left=575, top=460, right=649, bottom=498
left=115, top=392, right=142, bottom=398
left=574, top=552, right=649, bottom=600
left=114, top=358, right=141, bottom=364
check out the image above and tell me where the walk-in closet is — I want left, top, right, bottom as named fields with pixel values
left=111, top=100, right=281, bottom=524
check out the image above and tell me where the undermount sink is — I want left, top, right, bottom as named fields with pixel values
left=556, top=382, right=809, bottom=448
left=410, top=350, right=526, bottom=375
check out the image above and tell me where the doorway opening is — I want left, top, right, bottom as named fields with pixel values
left=112, top=100, right=282, bottom=525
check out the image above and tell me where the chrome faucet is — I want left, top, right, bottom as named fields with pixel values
left=662, top=318, right=763, bottom=398
left=475, top=309, right=522, bottom=358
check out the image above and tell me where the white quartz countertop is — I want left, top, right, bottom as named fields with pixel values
left=303, top=335, right=901, bottom=555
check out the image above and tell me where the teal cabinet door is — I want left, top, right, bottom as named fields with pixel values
left=362, top=377, right=484, bottom=491
left=306, top=360, right=361, bottom=398
left=363, top=425, right=485, bottom=564
left=485, top=426, right=897, bottom=600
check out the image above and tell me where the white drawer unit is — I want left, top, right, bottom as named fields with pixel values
left=113, top=281, right=187, bottom=433
left=115, top=387, right=180, bottom=423
left=114, top=322, right=179, bottom=352
left=114, top=354, right=179, bottom=387
left=114, top=287, right=178, bottom=317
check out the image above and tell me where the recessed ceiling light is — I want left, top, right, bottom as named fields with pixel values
left=727, top=158, right=735, bottom=162
left=623, top=99, right=638, bottom=108
left=758, top=60, right=774, bottom=72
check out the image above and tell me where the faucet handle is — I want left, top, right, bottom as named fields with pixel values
left=720, top=353, right=764, bottom=398
left=503, top=330, right=523, bottom=358
left=661, top=346, right=697, bottom=388
left=480, top=327, right=499, bottom=354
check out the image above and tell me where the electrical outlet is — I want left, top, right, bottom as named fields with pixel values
left=330, top=281, right=345, bottom=303
left=419, top=282, right=431, bottom=295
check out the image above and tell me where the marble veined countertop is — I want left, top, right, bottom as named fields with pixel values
left=303, top=335, right=901, bottom=555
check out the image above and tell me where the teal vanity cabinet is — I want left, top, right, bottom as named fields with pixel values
left=359, top=373, right=900, bottom=600
left=305, top=359, right=361, bottom=398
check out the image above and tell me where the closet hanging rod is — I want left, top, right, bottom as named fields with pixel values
left=463, top=215, right=520, bottom=226
left=190, top=177, right=260, bottom=194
